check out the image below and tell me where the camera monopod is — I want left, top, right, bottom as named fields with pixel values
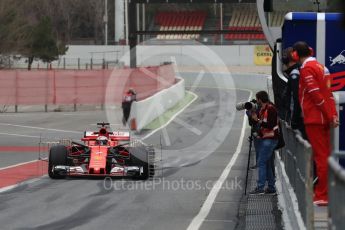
left=244, top=127, right=254, bottom=195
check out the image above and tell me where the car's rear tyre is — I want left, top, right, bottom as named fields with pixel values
left=48, top=145, right=68, bottom=179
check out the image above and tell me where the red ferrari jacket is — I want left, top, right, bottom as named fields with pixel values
left=258, top=103, right=279, bottom=139
left=299, top=57, right=337, bottom=125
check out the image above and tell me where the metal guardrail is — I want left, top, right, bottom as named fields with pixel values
left=280, top=121, right=314, bottom=229
left=328, top=153, right=345, bottom=229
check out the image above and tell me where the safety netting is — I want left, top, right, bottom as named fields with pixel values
left=0, top=64, right=176, bottom=105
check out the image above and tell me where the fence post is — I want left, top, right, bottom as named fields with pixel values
left=63, top=58, right=66, bottom=69
left=101, top=69, right=105, bottom=110
left=15, top=70, right=18, bottom=112
left=53, top=70, right=56, bottom=105
left=78, top=58, right=80, bottom=70
left=90, top=58, right=93, bottom=70
left=44, top=70, right=49, bottom=112
left=74, top=72, right=77, bottom=112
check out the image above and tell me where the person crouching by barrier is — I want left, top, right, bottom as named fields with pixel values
left=249, top=91, right=278, bottom=195
left=122, top=88, right=137, bottom=126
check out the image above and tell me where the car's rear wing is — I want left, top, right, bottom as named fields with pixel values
left=82, top=131, right=130, bottom=141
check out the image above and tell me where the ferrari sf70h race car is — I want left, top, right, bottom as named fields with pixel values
left=48, top=123, right=155, bottom=180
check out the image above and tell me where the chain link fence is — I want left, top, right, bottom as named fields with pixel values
left=4, top=57, right=125, bottom=70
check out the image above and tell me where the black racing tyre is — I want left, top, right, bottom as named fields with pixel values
left=48, top=145, right=68, bottom=179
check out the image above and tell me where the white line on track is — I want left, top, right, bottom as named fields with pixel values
left=141, top=91, right=198, bottom=140
left=0, top=159, right=41, bottom=171
left=0, top=123, right=80, bottom=133
left=186, top=91, right=252, bottom=230
left=0, top=132, right=41, bottom=139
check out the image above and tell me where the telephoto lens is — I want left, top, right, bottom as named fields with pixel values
left=236, top=102, right=247, bottom=111
left=236, top=101, right=258, bottom=111
left=244, top=102, right=256, bottom=110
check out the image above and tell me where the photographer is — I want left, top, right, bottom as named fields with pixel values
left=248, top=91, right=278, bottom=195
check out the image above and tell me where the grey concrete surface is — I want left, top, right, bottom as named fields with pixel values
left=0, top=73, right=252, bottom=230
left=0, top=108, right=126, bottom=167
left=241, top=148, right=282, bottom=230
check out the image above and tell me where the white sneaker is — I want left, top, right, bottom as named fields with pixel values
left=313, top=200, right=328, bottom=206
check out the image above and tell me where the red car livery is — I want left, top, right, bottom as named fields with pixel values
left=48, top=123, right=155, bottom=180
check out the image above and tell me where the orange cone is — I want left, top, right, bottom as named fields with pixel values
left=130, top=118, right=137, bottom=131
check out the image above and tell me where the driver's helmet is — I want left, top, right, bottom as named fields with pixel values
left=96, top=136, right=108, bottom=145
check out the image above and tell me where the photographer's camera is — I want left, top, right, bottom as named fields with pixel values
left=236, top=99, right=258, bottom=111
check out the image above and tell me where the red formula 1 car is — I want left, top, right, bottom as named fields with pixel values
left=48, top=123, right=155, bottom=180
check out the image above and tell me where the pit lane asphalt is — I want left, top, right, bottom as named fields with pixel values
left=0, top=74, right=251, bottom=230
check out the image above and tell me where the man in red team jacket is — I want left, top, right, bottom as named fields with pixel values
left=293, top=41, right=339, bottom=206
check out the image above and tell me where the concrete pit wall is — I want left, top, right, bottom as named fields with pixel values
left=130, top=77, right=185, bottom=131
left=130, top=72, right=271, bottom=131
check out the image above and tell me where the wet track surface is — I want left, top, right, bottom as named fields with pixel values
left=0, top=74, right=251, bottom=230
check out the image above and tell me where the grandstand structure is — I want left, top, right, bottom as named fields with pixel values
left=224, top=4, right=285, bottom=41
left=128, top=1, right=287, bottom=45
left=126, top=0, right=312, bottom=67
left=127, top=1, right=267, bottom=66
left=155, top=11, right=207, bottom=40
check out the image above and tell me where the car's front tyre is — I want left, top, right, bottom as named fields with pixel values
left=48, top=145, right=68, bottom=179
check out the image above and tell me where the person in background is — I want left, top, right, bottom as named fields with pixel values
left=292, top=41, right=339, bottom=206
left=249, top=91, right=278, bottom=195
left=122, top=88, right=137, bottom=126
left=282, top=47, right=306, bottom=138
